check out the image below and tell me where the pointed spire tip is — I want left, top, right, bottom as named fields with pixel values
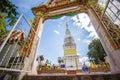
left=66, top=22, right=68, bottom=29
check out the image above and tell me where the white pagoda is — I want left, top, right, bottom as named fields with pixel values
left=63, top=22, right=79, bottom=74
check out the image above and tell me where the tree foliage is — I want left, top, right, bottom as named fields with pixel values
left=45, top=59, right=49, bottom=65
left=45, top=59, right=51, bottom=66
left=0, top=0, right=19, bottom=26
left=0, top=0, right=19, bottom=43
left=0, top=12, right=7, bottom=44
left=87, top=39, right=106, bottom=64
left=57, top=57, right=63, bottom=64
left=0, top=12, right=6, bottom=35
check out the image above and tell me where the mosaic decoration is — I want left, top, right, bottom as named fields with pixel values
left=47, top=0, right=77, bottom=8
left=66, top=12, right=78, bottom=16
left=51, top=15, right=62, bottom=19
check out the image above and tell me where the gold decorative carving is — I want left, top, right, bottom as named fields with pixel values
left=47, top=0, right=77, bottom=8
left=107, top=24, right=120, bottom=48
left=101, top=13, right=120, bottom=48
left=86, top=0, right=97, bottom=7
left=35, top=11, right=44, bottom=17
left=92, top=3, right=120, bottom=49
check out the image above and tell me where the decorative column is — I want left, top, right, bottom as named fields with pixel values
left=18, top=12, right=45, bottom=80
left=87, top=5, right=120, bottom=72
left=75, top=57, right=78, bottom=72
left=29, top=12, right=45, bottom=74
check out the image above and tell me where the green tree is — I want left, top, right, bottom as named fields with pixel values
left=0, top=0, right=19, bottom=26
left=87, top=39, right=106, bottom=64
left=57, top=57, right=63, bottom=65
left=0, top=12, right=7, bottom=44
left=0, top=0, right=18, bottom=43
left=45, top=59, right=49, bottom=66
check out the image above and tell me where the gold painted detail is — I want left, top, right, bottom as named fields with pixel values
left=95, top=5, right=105, bottom=17
left=75, top=58, right=78, bottom=70
left=89, top=61, right=110, bottom=72
left=92, top=4, right=120, bottom=49
left=19, top=33, right=32, bottom=57
left=100, top=11, right=120, bottom=48
left=47, top=0, right=77, bottom=8
left=36, top=11, right=44, bottom=17
left=86, top=0, right=97, bottom=7
left=64, top=49, right=76, bottom=55
left=19, top=17, right=40, bottom=57
left=106, top=24, right=120, bottom=48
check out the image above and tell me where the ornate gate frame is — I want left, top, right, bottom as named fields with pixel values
left=30, top=0, right=120, bottom=73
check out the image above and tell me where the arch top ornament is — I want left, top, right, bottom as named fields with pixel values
left=35, top=11, right=44, bottom=17
left=32, top=0, right=91, bottom=20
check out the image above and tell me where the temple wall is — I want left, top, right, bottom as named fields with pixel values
left=87, top=9, right=120, bottom=73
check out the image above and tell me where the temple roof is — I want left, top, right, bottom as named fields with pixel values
left=8, top=30, right=24, bottom=43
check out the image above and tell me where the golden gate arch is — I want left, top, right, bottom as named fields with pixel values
left=29, top=0, right=120, bottom=73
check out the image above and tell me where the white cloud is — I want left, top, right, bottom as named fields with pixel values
left=83, top=39, right=91, bottom=45
left=71, top=13, right=99, bottom=39
left=77, top=38, right=81, bottom=41
left=52, top=20, right=56, bottom=22
left=79, top=57, right=88, bottom=62
left=60, top=16, right=65, bottom=20
left=85, top=61, right=90, bottom=66
left=54, top=30, right=60, bottom=35
left=79, top=56, right=90, bottom=66
left=57, top=21, right=63, bottom=27
left=57, top=24, right=61, bottom=27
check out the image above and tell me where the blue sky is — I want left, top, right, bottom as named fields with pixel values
left=10, top=0, right=99, bottom=65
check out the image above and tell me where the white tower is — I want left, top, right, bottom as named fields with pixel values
left=63, top=22, right=79, bottom=74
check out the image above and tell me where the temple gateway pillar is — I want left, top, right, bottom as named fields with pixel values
left=30, top=0, right=120, bottom=74
left=18, top=16, right=44, bottom=80
left=87, top=8, right=120, bottom=73
left=30, top=17, right=44, bottom=74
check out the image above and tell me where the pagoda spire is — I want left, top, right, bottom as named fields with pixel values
left=63, top=22, right=76, bottom=54
left=65, top=22, right=71, bottom=37
left=66, top=22, right=68, bottom=29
